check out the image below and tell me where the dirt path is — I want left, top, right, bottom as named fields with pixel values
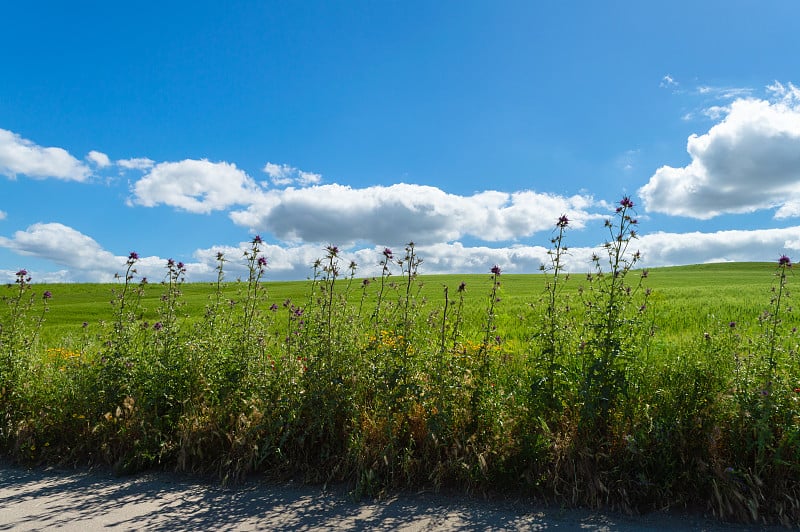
left=0, top=464, right=781, bottom=531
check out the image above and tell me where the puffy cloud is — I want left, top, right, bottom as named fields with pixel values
left=0, top=223, right=123, bottom=282
left=0, top=128, right=90, bottom=181
left=118, top=157, right=155, bottom=170
left=3, top=221, right=800, bottom=283
left=87, top=150, right=111, bottom=168
left=263, top=162, right=322, bottom=187
left=229, top=183, right=602, bottom=246
left=637, top=226, right=800, bottom=267
left=0, top=210, right=5, bottom=220
left=131, top=159, right=263, bottom=213
left=639, top=84, right=800, bottom=219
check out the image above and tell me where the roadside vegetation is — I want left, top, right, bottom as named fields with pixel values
left=1, top=197, right=799, bottom=526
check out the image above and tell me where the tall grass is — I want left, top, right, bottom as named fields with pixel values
left=1, top=198, right=799, bottom=525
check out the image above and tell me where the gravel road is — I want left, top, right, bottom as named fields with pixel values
left=0, top=464, right=785, bottom=531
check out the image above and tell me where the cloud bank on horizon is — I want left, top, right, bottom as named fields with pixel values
left=2, top=82, right=800, bottom=283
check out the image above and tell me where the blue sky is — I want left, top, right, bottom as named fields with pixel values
left=2, top=1, right=800, bottom=282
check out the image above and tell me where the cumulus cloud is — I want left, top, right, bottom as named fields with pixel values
left=3, top=221, right=800, bottom=283
left=0, top=128, right=90, bottom=181
left=131, top=159, right=263, bottom=213
left=229, top=183, right=602, bottom=246
left=263, top=162, right=322, bottom=187
left=640, top=83, right=800, bottom=219
left=0, top=223, right=124, bottom=282
left=0, top=210, right=5, bottom=221
left=87, top=150, right=111, bottom=168
left=637, top=226, right=800, bottom=267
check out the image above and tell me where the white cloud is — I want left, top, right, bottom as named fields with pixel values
left=0, top=223, right=123, bottom=282
left=3, top=221, right=800, bottom=283
left=87, top=150, right=111, bottom=168
left=118, top=157, right=155, bottom=170
left=0, top=128, right=90, bottom=181
left=131, top=159, right=262, bottom=213
left=660, top=74, right=678, bottom=88
left=263, top=162, right=322, bottom=187
left=229, top=183, right=602, bottom=246
left=639, top=86, right=800, bottom=219
left=0, top=210, right=5, bottom=221
left=637, top=226, right=800, bottom=267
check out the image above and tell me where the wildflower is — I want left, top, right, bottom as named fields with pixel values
left=253, top=235, right=263, bottom=244
left=177, top=261, right=185, bottom=271
left=619, top=196, right=634, bottom=208
left=362, top=278, right=371, bottom=287
left=153, top=322, right=163, bottom=331
left=15, top=269, right=27, bottom=277
left=458, top=281, right=466, bottom=292
left=257, top=256, right=268, bottom=268
left=557, top=214, right=569, bottom=228
left=729, top=321, right=736, bottom=329
left=128, top=251, right=139, bottom=261
left=491, top=265, right=502, bottom=275
left=383, top=247, right=393, bottom=259
left=43, top=290, right=52, bottom=299
left=167, top=258, right=175, bottom=267
left=779, top=255, right=792, bottom=267
left=216, top=252, right=225, bottom=261
left=326, top=244, right=339, bottom=256
left=269, top=303, right=278, bottom=312
left=82, top=321, right=88, bottom=328
left=760, top=389, right=769, bottom=397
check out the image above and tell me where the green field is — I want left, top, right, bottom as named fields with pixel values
left=2, top=259, right=799, bottom=525
left=30, top=261, right=795, bottom=347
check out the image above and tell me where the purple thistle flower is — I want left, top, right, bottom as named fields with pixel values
left=253, top=235, right=263, bottom=244
left=362, top=278, right=371, bottom=287
left=42, top=290, right=52, bottom=299
left=167, top=258, right=175, bottom=267
left=383, top=247, right=393, bottom=259
left=779, top=255, right=792, bottom=267
left=619, top=196, right=634, bottom=208
left=491, top=265, right=502, bottom=276
left=557, top=215, right=569, bottom=228
left=257, top=256, right=268, bottom=268
left=128, top=251, right=139, bottom=261
left=153, top=322, right=163, bottom=331
left=729, top=321, right=736, bottom=329
left=177, top=261, right=185, bottom=271
left=16, top=269, right=27, bottom=277
left=269, top=303, right=278, bottom=312
left=326, top=244, right=339, bottom=256
left=82, top=321, right=89, bottom=328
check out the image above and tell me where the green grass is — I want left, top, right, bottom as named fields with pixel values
left=28, top=262, right=795, bottom=347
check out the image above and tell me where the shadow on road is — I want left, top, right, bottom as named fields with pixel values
left=0, top=464, right=773, bottom=531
